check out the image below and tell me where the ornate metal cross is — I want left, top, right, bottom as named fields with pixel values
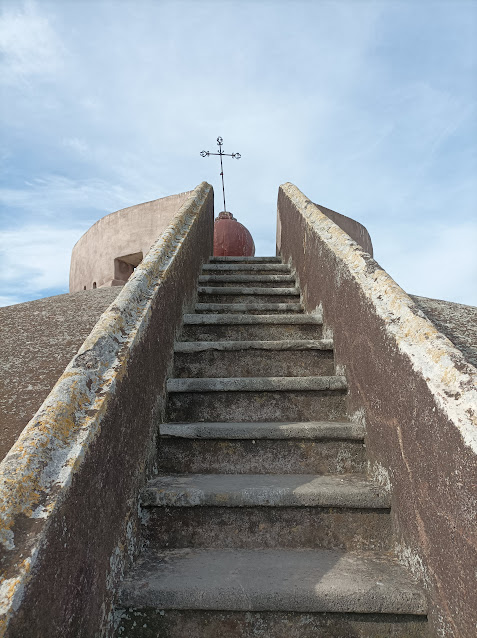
left=200, top=136, right=241, bottom=213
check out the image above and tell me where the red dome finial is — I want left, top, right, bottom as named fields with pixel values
left=213, top=211, right=255, bottom=257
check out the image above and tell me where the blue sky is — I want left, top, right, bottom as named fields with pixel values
left=0, top=0, right=476, bottom=307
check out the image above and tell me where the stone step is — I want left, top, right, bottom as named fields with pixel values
left=167, top=375, right=347, bottom=393
left=202, top=263, right=291, bottom=274
left=157, top=421, right=365, bottom=475
left=142, top=475, right=391, bottom=551
left=160, top=421, right=364, bottom=439
left=174, top=339, right=333, bottom=352
left=195, top=303, right=303, bottom=314
left=209, top=256, right=282, bottom=263
left=180, top=313, right=322, bottom=341
left=116, top=548, right=427, bottom=616
left=142, top=474, right=389, bottom=508
left=172, top=340, right=334, bottom=378
left=115, top=609, right=429, bottom=638
left=183, top=314, right=322, bottom=325
left=167, top=390, right=346, bottom=423
left=198, top=287, right=300, bottom=295
left=197, top=288, right=300, bottom=305
left=156, top=437, right=365, bottom=475
left=198, top=274, right=295, bottom=287
left=144, top=505, right=391, bottom=552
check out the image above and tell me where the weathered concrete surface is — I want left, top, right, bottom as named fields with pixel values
left=116, top=609, right=429, bottom=638
left=411, top=295, right=477, bottom=368
left=203, top=262, right=290, bottom=272
left=195, top=302, right=303, bottom=313
left=167, top=389, right=347, bottom=423
left=172, top=342, right=334, bottom=378
left=0, top=183, right=214, bottom=637
left=198, top=274, right=295, bottom=285
left=277, top=182, right=477, bottom=638
left=183, top=313, right=322, bottom=324
left=211, top=257, right=280, bottom=263
left=173, top=338, right=333, bottom=352
left=197, top=286, right=300, bottom=295
left=117, top=547, right=427, bottom=614
left=156, top=438, right=366, bottom=474
left=159, top=420, right=364, bottom=439
left=181, top=313, right=323, bottom=341
left=198, top=291, right=300, bottom=304
left=145, top=506, right=391, bottom=551
left=142, top=474, right=390, bottom=508
left=0, top=289, right=120, bottom=462
left=69, top=190, right=191, bottom=292
left=167, top=375, right=347, bottom=392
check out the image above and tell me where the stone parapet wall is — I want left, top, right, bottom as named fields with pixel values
left=0, top=182, right=214, bottom=637
left=277, top=182, right=477, bottom=638
left=314, top=203, right=373, bottom=256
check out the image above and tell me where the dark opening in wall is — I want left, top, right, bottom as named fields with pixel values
left=113, top=251, right=143, bottom=285
left=93, top=282, right=97, bottom=289
left=83, top=286, right=86, bottom=290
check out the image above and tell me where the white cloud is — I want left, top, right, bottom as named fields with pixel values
left=0, top=0, right=475, bottom=307
left=0, top=1, right=65, bottom=84
left=0, top=225, right=87, bottom=305
left=0, top=174, right=142, bottom=221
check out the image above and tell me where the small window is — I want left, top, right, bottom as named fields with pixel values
left=93, top=282, right=97, bottom=289
left=83, top=286, right=86, bottom=290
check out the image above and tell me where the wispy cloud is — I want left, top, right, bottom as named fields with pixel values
left=0, top=225, right=87, bottom=305
left=0, top=0, right=65, bottom=84
left=0, top=0, right=475, bottom=306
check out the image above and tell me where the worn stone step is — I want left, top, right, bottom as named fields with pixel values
left=142, top=474, right=389, bottom=508
left=143, top=475, right=390, bottom=551
left=144, top=505, right=391, bottom=552
left=202, top=263, right=291, bottom=274
left=158, top=421, right=366, bottom=475
left=167, top=376, right=347, bottom=393
left=167, top=389, right=347, bottom=423
left=195, top=303, right=303, bottom=314
left=156, top=437, right=365, bottom=475
left=166, top=377, right=348, bottom=424
left=172, top=340, right=334, bottom=378
left=160, top=421, right=364, bottom=439
left=210, top=256, right=282, bottom=263
left=198, top=274, right=296, bottom=287
left=180, top=313, right=322, bottom=341
left=198, top=287, right=300, bottom=296
left=115, top=608, right=429, bottom=638
left=197, top=289, right=300, bottom=304
left=116, top=547, right=427, bottom=615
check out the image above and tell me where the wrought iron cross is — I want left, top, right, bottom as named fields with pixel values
left=200, top=136, right=241, bottom=212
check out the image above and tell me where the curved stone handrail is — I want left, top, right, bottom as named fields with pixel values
left=0, top=182, right=214, bottom=636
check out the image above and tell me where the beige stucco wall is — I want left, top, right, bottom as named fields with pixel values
left=69, top=191, right=192, bottom=292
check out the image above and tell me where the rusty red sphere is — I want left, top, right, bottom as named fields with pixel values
left=213, top=212, right=255, bottom=257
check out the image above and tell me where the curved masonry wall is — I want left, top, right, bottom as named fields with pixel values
left=277, top=182, right=477, bottom=638
left=0, top=182, right=214, bottom=637
left=69, top=191, right=192, bottom=292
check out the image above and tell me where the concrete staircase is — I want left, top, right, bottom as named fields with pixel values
left=115, top=257, right=428, bottom=637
